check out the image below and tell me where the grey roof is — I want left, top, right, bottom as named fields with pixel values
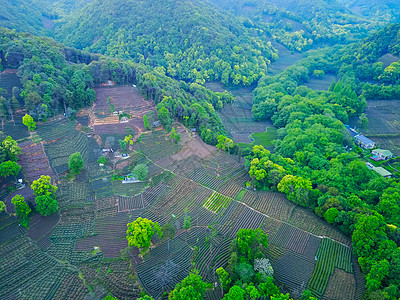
left=355, top=135, right=375, bottom=145
left=347, top=127, right=358, bottom=137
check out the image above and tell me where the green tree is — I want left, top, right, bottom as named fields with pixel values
left=0, top=201, right=5, bottom=212
left=222, top=285, right=246, bottom=300
left=68, top=152, right=84, bottom=175
left=358, top=113, right=368, bottom=130
left=0, top=161, right=21, bottom=178
left=138, top=296, right=154, bottom=300
left=271, top=293, right=294, bottom=300
left=22, top=114, right=36, bottom=131
left=126, top=217, right=161, bottom=255
left=35, top=195, right=58, bottom=216
left=119, top=139, right=127, bottom=152
left=31, top=175, right=57, bottom=197
left=143, top=114, right=149, bottom=130
left=169, top=271, right=209, bottom=300
left=132, top=163, right=148, bottom=181
left=216, top=267, right=231, bottom=295
left=158, top=107, right=172, bottom=131
left=1, top=136, right=21, bottom=162
left=324, top=207, right=339, bottom=224
left=259, top=277, right=280, bottom=297
left=278, top=175, right=312, bottom=207
left=183, top=214, right=192, bottom=231
left=11, top=195, right=31, bottom=227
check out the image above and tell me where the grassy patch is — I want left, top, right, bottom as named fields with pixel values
left=250, top=127, right=278, bottom=148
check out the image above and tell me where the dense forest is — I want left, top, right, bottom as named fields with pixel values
left=0, top=0, right=400, bottom=299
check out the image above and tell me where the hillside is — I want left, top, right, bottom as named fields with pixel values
left=54, top=0, right=277, bottom=86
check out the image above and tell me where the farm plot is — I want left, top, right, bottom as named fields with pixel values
left=0, top=212, right=24, bottom=245
left=42, top=125, right=89, bottom=176
left=134, top=131, right=182, bottom=160
left=217, top=85, right=274, bottom=143
left=0, top=237, right=65, bottom=299
left=270, top=222, right=311, bottom=254
left=289, top=206, right=351, bottom=246
left=117, top=182, right=169, bottom=212
left=228, top=205, right=265, bottom=237
left=203, top=191, right=232, bottom=213
left=18, top=140, right=55, bottom=183
left=75, top=213, right=129, bottom=258
left=27, top=213, right=60, bottom=250
left=2, top=117, right=30, bottom=141
left=307, top=238, right=353, bottom=298
left=359, top=100, right=400, bottom=155
left=136, top=239, right=193, bottom=298
left=251, top=191, right=296, bottom=221
left=323, top=269, right=356, bottom=300
left=94, top=86, right=152, bottom=113
left=305, top=74, right=337, bottom=91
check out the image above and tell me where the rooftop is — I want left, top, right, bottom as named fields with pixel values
left=355, top=135, right=375, bottom=145
left=373, top=167, right=392, bottom=177
left=373, top=149, right=393, bottom=157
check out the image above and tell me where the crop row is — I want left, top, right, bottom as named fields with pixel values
left=203, top=192, right=232, bottom=213
left=307, top=238, right=353, bottom=298
left=229, top=205, right=265, bottom=238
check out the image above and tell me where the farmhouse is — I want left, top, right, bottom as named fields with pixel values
left=354, top=135, right=376, bottom=149
left=373, top=166, right=392, bottom=178
left=371, top=149, right=393, bottom=160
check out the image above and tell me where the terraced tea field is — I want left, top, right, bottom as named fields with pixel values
left=0, top=85, right=364, bottom=300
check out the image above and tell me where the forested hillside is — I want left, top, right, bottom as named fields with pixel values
left=55, top=0, right=277, bottom=86
left=0, top=28, right=233, bottom=143
left=247, top=23, right=400, bottom=299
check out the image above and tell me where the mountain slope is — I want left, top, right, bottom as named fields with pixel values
left=55, top=0, right=277, bottom=86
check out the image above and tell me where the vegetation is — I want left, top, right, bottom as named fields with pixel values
left=132, top=164, right=148, bottom=181
left=68, top=152, right=84, bottom=175
left=11, top=195, right=31, bottom=227
left=126, top=217, right=162, bottom=255
left=22, top=114, right=36, bottom=131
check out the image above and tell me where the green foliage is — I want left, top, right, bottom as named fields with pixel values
left=11, top=195, right=31, bottom=227
left=183, top=214, right=192, bottom=231
left=35, top=195, right=58, bottom=216
left=31, top=175, right=57, bottom=197
left=259, top=277, right=280, bottom=297
left=324, top=207, right=339, bottom=224
left=0, top=136, right=21, bottom=163
left=157, top=107, right=172, bottom=131
left=222, top=285, right=246, bottom=300
left=68, top=152, right=84, bottom=175
left=137, top=296, right=154, bottom=300
left=97, top=156, right=107, bottom=165
left=143, top=114, right=149, bottom=130
left=216, top=135, right=233, bottom=152
left=0, top=201, right=5, bottom=213
left=216, top=267, right=231, bottom=292
left=132, top=164, right=148, bottom=181
left=278, top=175, right=312, bottom=207
left=168, top=271, right=209, bottom=300
left=22, top=114, right=36, bottom=131
left=126, top=217, right=161, bottom=255
left=57, top=0, right=276, bottom=86
left=0, top=160, right=21, bottom=178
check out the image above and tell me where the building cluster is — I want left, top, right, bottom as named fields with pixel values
left=345, top=125, right=394, bottom=178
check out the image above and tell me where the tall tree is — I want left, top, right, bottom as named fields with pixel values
left=68, top=152, right=84, bottom=175
left=35, top=195, right=58, bottom=216
left=126, top=217, right=161, bottom=255
left=22, top=114, right=36, bottom=131
left=11, top=195, right=31, bottom=227
left=31, top=175, right=57, bottom=197
left=169, top=271, right=209, bottom=300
